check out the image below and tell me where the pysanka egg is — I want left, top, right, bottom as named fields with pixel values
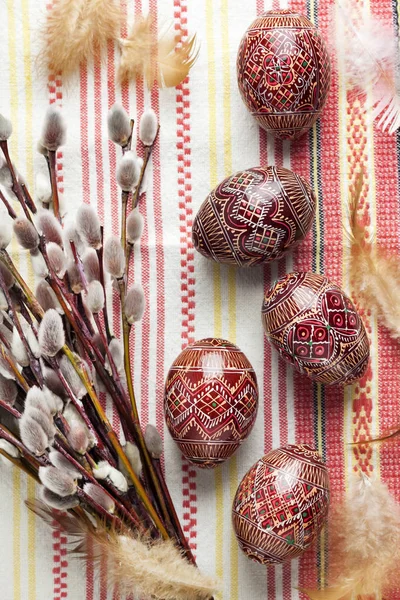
left=237, top=10, right=331, bottom=140
left=232, top=444, right=330, bottom=565
left=262, top=272, right=370, bottom=385
left=192, top=166, right=316, bottom=267
left=164, top=338, right=258, bottom=468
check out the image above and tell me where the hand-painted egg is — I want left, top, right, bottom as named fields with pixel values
left=232, top=444, right=330, bottom=565
left=237, top=10, right=331, bottom=140
left=262, top=272, right=370, bottom=385
left=192, top=166, right=315, bottom=267
left=164, top=338, right=258, bottom=468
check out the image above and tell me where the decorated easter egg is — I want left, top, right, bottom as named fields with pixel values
left=192, top=166, right=315, bottom=267
left=262, top=272, right=370, bottom=385
left=164, top=338, right=258, bottom=468
left=237, top=10, right=331, bottom=140
left=232, top=444, right=330, bottom=565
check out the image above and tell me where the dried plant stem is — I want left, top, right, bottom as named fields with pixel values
left=132, top=136, right=158, bottom=210
left=48, top=150, right=61, bottom=223
left=0, top=266, right=43, bottom=387
left=97, top=228, right=112, bottom=342
left=0, top=140, right=32, bottom=221
left=0, top=250, right=44, bottom=320
left=0, top=344, right=29, bottom=391
left=0, top=448, right=40, bottom=482
left=0, top=188, right=17, bottom=219
left=117, top=277, right=175, bottom=538
left=61, top=344, right=168, bottom=539
left=0, top=399, right=21, bottom=419
left=121, top=190, right=130, bottom=265
left=21, top=183, right=37, bottom=214
left=69, top=240, right=88, bottom=293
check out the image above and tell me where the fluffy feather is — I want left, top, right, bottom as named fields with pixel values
left=40, top=0, right=122, bottom=77
left=332, top=0, right=400, bottom=133
left=118, top=15, right=199, bottom=88
left=346, top=171, right=400, bottom=338
left=27, top=500, right=217, bottom=600
left=302, top=472, right=400, bottom=599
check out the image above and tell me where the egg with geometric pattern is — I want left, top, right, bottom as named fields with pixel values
left=237, top=9, right=331, bottom=140
left=262, top=271, right=370, bottom=386
left=164, top=338, right=258, bottom=468
left=232, top=444, right=330, bottom=565
left=192, top=166, right=316, bottom=267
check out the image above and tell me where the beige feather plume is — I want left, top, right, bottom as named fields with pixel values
left=346, top=171, right=400, bottom=339
left=41, top=0, right=122, bottom=76
left=118, top=15, right=199, bottom=88
left=26, top=499, right=216, bottom=600
left=301, top=472, right=400, bottom=600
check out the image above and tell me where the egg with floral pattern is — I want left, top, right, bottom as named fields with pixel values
left=164, top=338, right=258, bottom=468
left=237, top=10, right=331, bottom=140
left=262, top=271, right=370, bottom=385
left=232, top=444, right=330, bottom=565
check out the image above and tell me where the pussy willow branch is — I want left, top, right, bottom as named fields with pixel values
left=0, top=188, right=17, bottom=219
left=97, top=227, right=112, bottom=342
left=47, top=149, right=61, bottom=223
left=0, top=344, right=29, bottom=391
left=132, top=126, right=160, bottom=210
left=0, top=140, right=32, bottom=221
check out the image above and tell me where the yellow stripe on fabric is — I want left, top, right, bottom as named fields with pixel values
left=21, top=0, right=36, bottom=595
left=6, top=0, right=22, bottom=598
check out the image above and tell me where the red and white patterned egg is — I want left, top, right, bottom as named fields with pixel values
left=192, top=166, right=316, bottom=267
left=262, top=271, right=370, bottom=385
left=232, top=444, right=330, bottom=565
left=164, top=338, right=258, bottom=468
left=237, top=10, right=331, bottom=140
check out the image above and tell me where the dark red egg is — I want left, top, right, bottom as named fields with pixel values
left=237, top=10, right=331, bottom=140
left=164, top=338, right=258, bottom=468
left=192, top=166, right=315, bottom=267
left=232, top=444, right=330, bottom=565
left=262, top=271, right=370, bottom=385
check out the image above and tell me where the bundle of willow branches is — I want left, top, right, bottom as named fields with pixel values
left=0, top=106, right=215, bottom=600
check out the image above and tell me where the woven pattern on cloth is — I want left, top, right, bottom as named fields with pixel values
left=0, top=0, right=399, bottom=598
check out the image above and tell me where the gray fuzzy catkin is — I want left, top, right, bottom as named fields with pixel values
left=30, top=251, right=48, bottom=278
left=125, top=283, right=145, bottom=323
left=86, top=280, right=104, bottom=314
left=0, top=373, right=17, bottom=405
left=67, top=422, right=89, bottom=454
left=0, top=439, right=20, bottom=459
left=144, top=424, right=163, bottom=459
left=35, top=172, right=52, bottom=204
left=20, top=416, right=49, bottom=455
left=139, top=109, right=158, bottom=146
left=36, top=211, right=63, bottom=247
left=25, top=386, right=52, bottom=416
left=36, top=280, right=62, bottom=313
left=0, top=219, right=12, bottom=249
left=43, top=366, right=67, bottom=399
left=82, top=248, right=100, bottom=283
left=43, top=387, right=64, bottom=414
left=104, top=235, right=125, bottom=278
left=0, top=114, right=12, bottom=141
left=24, top=406, right=55, bottom=441
left=41, top=106, right=66, bottom=151
left=47, top=242, right=67, bottom=278
left=126, top=209, right=144, bottom=244
left=49, top=450, right=83, bottom=479
left=67, top=260, right=84, bottom=294
left=38, top=309, right=65, bottom=357
left=13, top=218, right=39, bottom=250
left=59, top=355, right=86, bottom=399
left=105, top=338, right=123, bottom=374
left=107, top=103, right=131, bottom=147
left=76, top=205, right=102, bottom=249
left=108, top=466, right=128, bottom=493
left=40, top=486, right=79, bottom=510
left=119, top=442, right=142, bottom=481
left=116, top=151, right=140, bottom=191
left=83, top=483, right=115, bottom=513
left=39, top=466, right=77, bottom=497
left=11, top=328, right=29, bottom=367
left=63, top=223, right=86, bottom=258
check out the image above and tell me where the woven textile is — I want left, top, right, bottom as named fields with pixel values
left=0, top=0, right=399, bottom=599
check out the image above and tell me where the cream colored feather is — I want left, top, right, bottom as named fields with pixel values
left=302, top=472, right=400, bottom=600
left=346, top=171, right=400, bottom=339
left=41, top=0, right=122, bottom=76
left=118, top=15, right=199, bottom=88
left=332, top=0, right=400, bottom=133
left=27, top=499, right=216, bottom=600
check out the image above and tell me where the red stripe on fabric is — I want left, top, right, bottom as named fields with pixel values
left=174, top=0, right=197, bottom=554
left=46, top=3, right=69, bottom=594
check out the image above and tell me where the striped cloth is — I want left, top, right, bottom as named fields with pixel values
left=0, top=0, right=399, bottom=599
